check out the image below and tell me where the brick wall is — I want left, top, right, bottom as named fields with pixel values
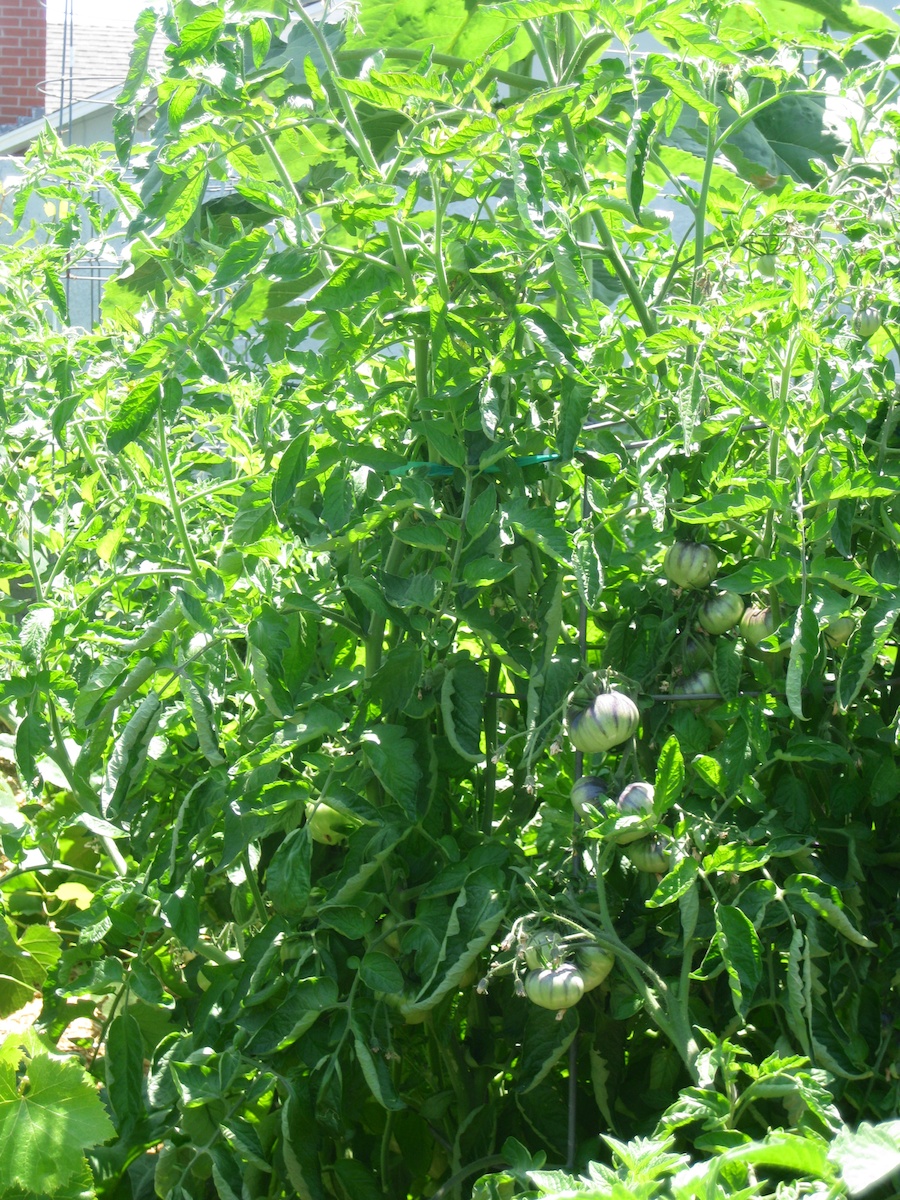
left=0, top=0, right=46, bottom=131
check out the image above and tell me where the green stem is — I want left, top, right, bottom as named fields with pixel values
left=156, top=406, right=204, bottom=585
left=365, top=535, right=408, bottom=677
left=480, top=656, right=501, bottom=836
left=559, top=116, right=656, bottom=335
left=689, top=101, right=719, bottom=309
left=26, top=508, right=43, bottom=603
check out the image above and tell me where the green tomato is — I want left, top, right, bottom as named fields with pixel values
left=523, top=930, right=562, bottom=970
left=570, top=775, right=607, bottom=815
left=625, top=835, right=671, bottom=874
left=675, top=670, right=718, bottom=709
left=757, top=253, right=777, bottom=277
left=853, top=307, right=882, bottom=340
left=576, top=944, right=614, bottom=992
left=614, top=781, right=655, bottom=844
left=698, top=591, right=745, bottom=635
left=306, top=801, right=358, bottom=846
left=825, top=617, right=855, bottom=648
left=681, top=635, right=713, bottom=674
left=740, top=604, right=776, bottom=647
left=567, top=691, right=640, bottom=754
left=663, top=542, right=717, bottom=589
left=524, top=965, right=585, bottom=1010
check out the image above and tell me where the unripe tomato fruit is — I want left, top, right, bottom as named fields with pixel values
left=740, top=604, right=776, bottom=647
left=524, top=930, right=561, bottom=971
left=853, top=307, right=882, bottom=339
left=698, top=592, right=744, bottom=635
left=571, top=775, right=606, bottom=815
left=663, top=542, right=717, bottom=589
left=675, top=670, right=717, bottom=706
left=682, top=635, right=712, bottom=673
left=567, top=691, right=639, bottom=754
left=617, top=781, right=654, bottom=815
left=757, top=253, right=777, bottom=277
left=524, top=965, right=585, bottom=1010
left=625, top=835, right=671, bottom=874
left=576, top=944, right=614, bottom=991
left=306, top=801, right=357, bottom=845
left=614, top=781, right=655, bottom=844
left=825, top=617, right=855, bottom=648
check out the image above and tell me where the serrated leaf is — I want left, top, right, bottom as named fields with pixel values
left=572, top=529, right=603, bottom=610
left=281, top=1084, right=325, bottom=1200
left=105, top=1012, right=145, bottom=1127
left=517, top=1006, right=578, bottom=1095
left=830, top=1120, right=900, bottom=1197
left=625, top=108, right=656, bottom=218
left=646, top=855, right=698, bottom=908
left=837, top=598, right=900, bottom=712
left=441, top=656, right=486, bottom=762
left=0, top=1043, right=115, bottom=1194
left=107, top=375, right=162, bottom=454
left=361, top=725, right=422, bottom=816
left=353, top=1020, right=404, bottom=1110
left=714, top=637, right=742, bottom=701
left=19, top=606, right=54, bottom=665
left=266, top=827, right=311, bottom=920
left=368, top=643, right=423, bottom=715
left=693, top=753, right=725, bottom=795
left=272, top=434, right=309, bottom=512
left=716, top=903, right=762, bottom=1018
left=785, top=875, right=875, bottom=949
left=786, top=604, right=819, bottom=720
left=504, top=496, right=572, bottom=566
left=654, top=736, right=684, bottom=811
left=212, top=228, right=271, bottom=288
left=100, top=692, right=162, bottom=817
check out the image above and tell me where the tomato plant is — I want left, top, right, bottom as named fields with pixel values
left=0, top=1, right=900, bottom=1198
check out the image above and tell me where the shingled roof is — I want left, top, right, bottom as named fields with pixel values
left=45, top=19, right=169, bottom=106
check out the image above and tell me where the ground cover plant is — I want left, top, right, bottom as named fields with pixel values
left=2, top=0, right=900, bottom=1196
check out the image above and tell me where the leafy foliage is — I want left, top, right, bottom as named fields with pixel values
left=1, top=0, right=900, bottom=1197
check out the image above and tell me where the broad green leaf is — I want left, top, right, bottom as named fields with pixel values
left=646, top=855, right=698, bottom=908
left=361, top=725, right=422, bottom=816
left=281, top=1085, right=326, bottom=1200
left=168, top=7, right=224, bottom=62
left=212, top=228, right=272, bottom=289
left=266, top=827, right=312, bottom=920
left=786, top=603, right=819, bottom=721
left=101, top=692, right=162, bottom=817
left=504, top=497, right=572, bottom=566
left=692, top=754, right=724, bottom=795
left=441, top=656, right=487, bottom=762
left=703, top=844, right=770, bottom=874
left=353, top=1019, right=404, bottom=1110
left=716, top=903, right=762, bottom=1018
left=654, top=736, right=684, bottom=811
left=517, top=1006, right=578, bottom=1095
left=107, top=375, right=162, bottom=454
left=714, top=637, right=742, bottom=702
left=0, top=1040, right=115, bottom=1195
left=105, top=1012, right=145, bottom=1127
left=368, top=643, right=423, bottom=715
left=837, top=598, right=900, bottom=712
left=785, top=875, right=875, bottom=949
left=830, top=1120, right=900, bottom=1197
left=359, top=951, right=405, bottom=994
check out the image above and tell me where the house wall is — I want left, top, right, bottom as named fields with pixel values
left=0, top=0, right=46, bottom=132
